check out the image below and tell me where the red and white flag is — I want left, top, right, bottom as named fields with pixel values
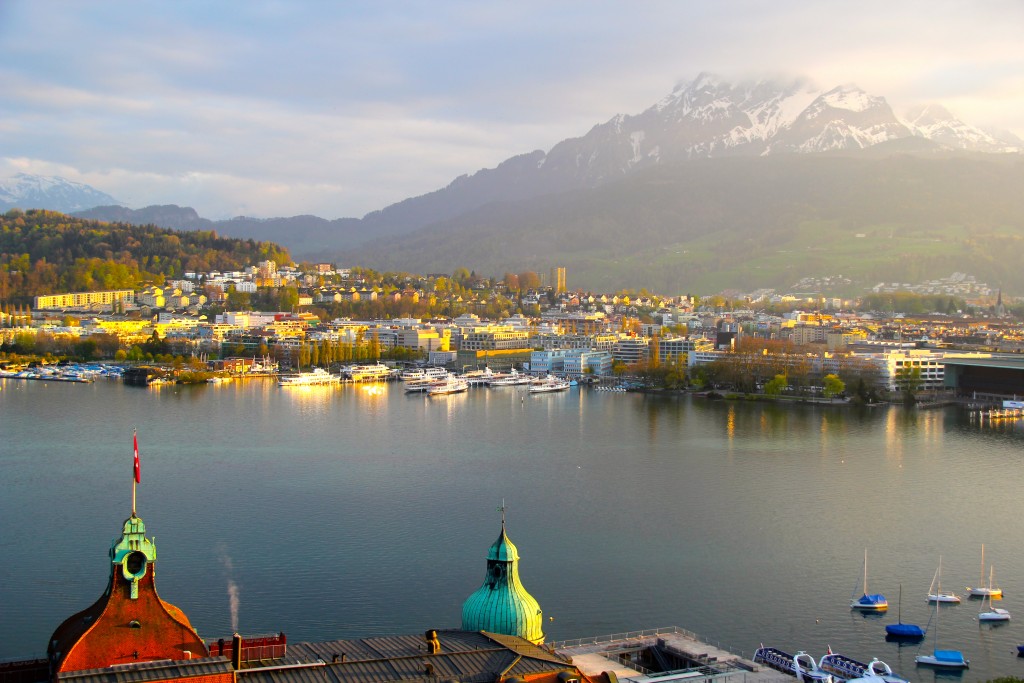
left=133, top=431, right=141, bottom=484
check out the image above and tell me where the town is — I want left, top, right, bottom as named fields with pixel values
left=3, top=260, right=1024, bottom=403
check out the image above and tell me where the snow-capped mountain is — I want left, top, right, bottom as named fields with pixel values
left=0, top=173, right=119, bottom=213
left=545, top=73, right=1020, bottom=177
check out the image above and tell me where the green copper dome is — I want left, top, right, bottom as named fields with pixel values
left=461, top=523, right=544, bottom=644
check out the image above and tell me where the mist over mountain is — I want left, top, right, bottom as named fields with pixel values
left=9, top=73, right=1024, bottom=291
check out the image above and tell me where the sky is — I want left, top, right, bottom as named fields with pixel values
left=2, top=1, right=1023, bottom=220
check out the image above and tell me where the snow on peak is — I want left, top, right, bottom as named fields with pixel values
left=820, top=84, right=878, bottom=113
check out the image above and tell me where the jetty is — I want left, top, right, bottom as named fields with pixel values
left=551, top=627, right=790, bottom=683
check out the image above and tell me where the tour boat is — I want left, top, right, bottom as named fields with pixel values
left=277, top=367, right=340, bottom=386
left=488, top=368, right=532, bottom=387
left=850, top=549, right=887, bottom=611
left=529, top=376, right=572, bottom=393
left=346, top=363, right=393, bottom=382
left=426, top=376, right=469, bottom=396
left=819, top=651, right=908, bottom=683
left=753, top=647, right=833, bottom=683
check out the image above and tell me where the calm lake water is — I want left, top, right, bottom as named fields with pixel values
left=2, top=377, right=1024, bottom=682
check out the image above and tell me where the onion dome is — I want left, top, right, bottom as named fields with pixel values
left=461, top=521, right=544, bottom=644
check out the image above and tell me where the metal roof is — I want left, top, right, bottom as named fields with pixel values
left=239, top=630, right=575, bottom=683
left=941, top=356, right=1024, bottom=371
left=58, top=657, right=234, bottom=683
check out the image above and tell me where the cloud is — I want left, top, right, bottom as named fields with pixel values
left=2, top=0, right=1023, bottom=219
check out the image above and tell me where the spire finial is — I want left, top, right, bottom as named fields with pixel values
left=498, top=500, right=506, bottom=529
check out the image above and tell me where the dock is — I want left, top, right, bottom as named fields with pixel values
left=550, top=627, right=791, bottom=683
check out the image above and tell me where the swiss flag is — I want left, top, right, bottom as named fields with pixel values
left=133, top=431, right=141, bottom=484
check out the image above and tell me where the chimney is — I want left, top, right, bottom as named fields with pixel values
left=231, top=633, right=243, bottom=670
left=425, top=630, right=441, bottom=655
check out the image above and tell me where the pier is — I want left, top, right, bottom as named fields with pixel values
left=551, top=627, right=790, bottom=683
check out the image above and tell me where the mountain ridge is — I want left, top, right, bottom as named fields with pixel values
left=5, top=73, right=1022, bottom=291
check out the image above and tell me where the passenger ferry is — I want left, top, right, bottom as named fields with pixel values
left=427, top=376, right=469, bottom=396
left=529, top=376, right=572, bottom=394
left=277, top=367, right=340, bottom=386
left=345, top=363, right=393, bottom=382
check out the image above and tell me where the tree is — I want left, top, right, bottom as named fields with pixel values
left=764, top=374, right=788, bottom=396
left=895, top=365, right=923, bottom=405
left=823, top=374, right=846, bottom=399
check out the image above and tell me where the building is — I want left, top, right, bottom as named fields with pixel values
left=550, top=267, right=566, bottom=295
left=34, top=290, right=135, bottom=311
left=461, top=518, right=544, bottom=644
left=47, top=513, right=209, bottom=672
left=461, top=327, right=530, bottom=351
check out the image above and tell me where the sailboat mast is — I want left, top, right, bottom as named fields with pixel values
left=863, top=548, right=869, bottom=594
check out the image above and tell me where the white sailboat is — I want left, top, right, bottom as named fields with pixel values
left=927, top=556, right=961, bottom=604
left=978, top=567, right=1010, bottom=622
left=915, top=596, right=969, bottom=668
left=967, top=544, right=1003, bottom=598
left=850, top=549, right=887, bottom=611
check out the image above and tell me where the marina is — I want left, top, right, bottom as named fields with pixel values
left=3, top=379, right=1024, bottom=683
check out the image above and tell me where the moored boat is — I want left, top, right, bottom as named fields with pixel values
left=277, top=367, right=340, bottom=386
left=885, top=584, right=925, bottom=640
left=426, top=376, right=469, bottom=396
left=753, top=647, right=833, bottom=683
left=978, top=567, right=1010, bottom=622
left=529, top=376, right=572, bottom=393
left=819, top=651, right=907, bottom=683
left=967, top=544, right=1003, bottom=598
left=850, top=549, right=887, bottom=611
left=488, top=368, right=532, bottom=387
left=915, top=594, right=969, bottom=669
left=345, top=363, right=393, bottom=382
left=927, top=556, right=961, bottom=604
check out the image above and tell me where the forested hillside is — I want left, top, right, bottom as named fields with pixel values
left=0, top=209, right=290, bottom=301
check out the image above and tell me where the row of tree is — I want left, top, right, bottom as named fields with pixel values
left=0, top=209, right=290, bottom=301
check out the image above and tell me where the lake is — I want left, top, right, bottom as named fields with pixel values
left=2, top=377, right=1023, bottom=682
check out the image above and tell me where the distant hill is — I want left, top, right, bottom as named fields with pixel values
left=0, top=209, right=290, bottom=301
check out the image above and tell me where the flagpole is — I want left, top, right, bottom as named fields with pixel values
left=132, top=428, right=138, bottom=517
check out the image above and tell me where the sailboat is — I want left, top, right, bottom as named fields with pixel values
left=927, top=556, right=961, bottom=604
left=915, top=595, right=969, bottom=668
left=978, top=567, right=1010, bottom=622
left=851, top=549, right=888, bottom=611
left=886, top=584, right=925, bottom=639
left=967, top=544, right=1003, bottom=598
